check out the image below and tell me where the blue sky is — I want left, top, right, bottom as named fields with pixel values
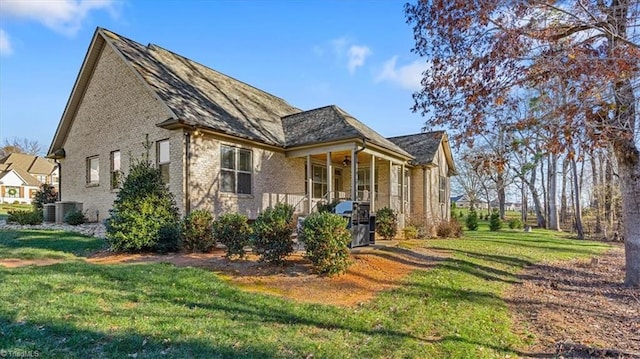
left=0, top=0, right=431, bottom=153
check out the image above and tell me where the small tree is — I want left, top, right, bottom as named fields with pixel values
left=299, top=212, right=352, bottom=276
left=213, top=213, right=252, bottom=258
left=466, top=206, right=479, bottom=231
left=251, top=203, right=295, bottom=264
left=32, top=183, right=57, bottom=210
left=105, top=158, right=180, bottom=252
left=375, top=207, right=398, bottom=240
left=489, top=209, right=502, bottom=231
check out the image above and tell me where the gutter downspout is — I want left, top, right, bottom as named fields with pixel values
left=184, top=129, right=192, bottom=215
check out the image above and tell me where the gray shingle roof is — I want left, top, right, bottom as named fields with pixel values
left=282, top=106, right=412, bottom=157
left=102, top=29, right=301, bottom=147
left=387, top=131, right=445, bottom=165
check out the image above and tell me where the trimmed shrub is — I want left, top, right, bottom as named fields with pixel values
left=155, top=224, right=181, bottom=254
left=105, top=159, right=180, bottom=253
left=406, top=213, right=434, bottom=239
left=182, top=209, right=215, bottom=252
left=251, top=203, right=295, bottom=264
left=7, top=209, right=43, bottom=225
left=436, top=218, right=464, bottom=238
left=466, top=207, right=479, bottom=231
left=375, top=207, right=398, bottom=240
left=489, top=210, right=502, bottom=231
left=299, top=212, right=352, bottom=276
left=508, top=218, right=524, bottom=230
left=64, top=209, right=87, bottom=225
left=402, top=226, right=419, bottom=240
left=32, top=183, right=57, bottom=210
left=317, top=199, right=340, bottom=213
left=213, top=213, right=252, bottom=258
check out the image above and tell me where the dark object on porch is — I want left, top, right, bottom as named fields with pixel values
left=334, top=200, right=376, bottom=248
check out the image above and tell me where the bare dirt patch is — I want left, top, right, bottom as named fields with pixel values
left=88, top=242, right=449, bottom=307
left=0, top=258, right=65, bottom=268
left=507, top=244, right=640, bottom=358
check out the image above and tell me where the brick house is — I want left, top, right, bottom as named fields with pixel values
left=47, top=28, right=456, bottom=226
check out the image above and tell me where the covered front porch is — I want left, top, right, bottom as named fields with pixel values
left=285, top=138, right=412, bottom=218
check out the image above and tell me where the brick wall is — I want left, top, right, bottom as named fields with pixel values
left=60, top=44, right=184, bottom=222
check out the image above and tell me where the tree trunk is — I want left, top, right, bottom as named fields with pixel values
left=521, top=177, right=528, bottom=223
left=540, top=158, right=548, bottom=228
left=528, top=167, right=546, bottom=228
left=590, top=151, right=602, bottom=234
left=605, top=153, right=614, bottom=232
left=570, top=155, right=584, bottom=240
left=548, top=153, right=559, bottom=230
left=560, top=157, right=569, bottom=225
left=497, top=172, right=506, bottom=219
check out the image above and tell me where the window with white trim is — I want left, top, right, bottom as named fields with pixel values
left=86, top=156, right=99, bottom=186
left=157, top=140, right=170, bottom=184
left=110, top=150, right=122, bottom=190
left=439, top=176, right=446, bottom=204
left=220, top=145, right=252, bottom=194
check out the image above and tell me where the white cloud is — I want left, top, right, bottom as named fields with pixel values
left=375, top=56, right=428, bottom=91
left=347, top=45, right=371, bottom=74
left=0, top=0, right=117, bottom=36
left=312, top=36, right=371, bottom=74
left=0, top=29, right=13, bottom=56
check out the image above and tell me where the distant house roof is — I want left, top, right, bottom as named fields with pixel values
left=281, top=105, right=412, bottom=157
left=0, top=153, right=55, bottom=175
left=451, top=194, right=464, bottom=203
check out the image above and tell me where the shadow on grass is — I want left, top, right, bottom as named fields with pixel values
left=0, top=229, right=105, bottom=257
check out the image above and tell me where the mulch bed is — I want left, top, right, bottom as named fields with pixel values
left=507, top=244, right=640, bottom=358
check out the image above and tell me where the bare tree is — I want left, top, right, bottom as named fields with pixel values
left=406, top=0, right=640, bottom=286
left=0, top=137, right=44, bottom=157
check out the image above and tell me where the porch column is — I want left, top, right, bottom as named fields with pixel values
left=326, top=152, right=333, bottom=202
left=400, top=163, right=405, bottom=214
left=306, top=155, right=312, bottom=214
left=370, top=154, right=376, bottom=211
left=388, top=159, right=393, bottom=209
left=350, top=147, right=357, bottom=200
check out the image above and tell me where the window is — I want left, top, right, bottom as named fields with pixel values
left=305, top=165, right=327, bottom=199
left=110, top=150, right=122, bottom=190
left=357, top=167, right=378, bottom=201
left=5, top=186, right=20, bottom=198
left=86, top=156, right=99, bottom=186
left=157, top=140, right=170, bottom=184
left=403, top=169, right=410, bottom=202
left=439, top=176, right=446, bottom=204
left=220, top=145, right=252, bottom=194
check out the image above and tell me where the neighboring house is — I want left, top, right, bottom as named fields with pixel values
left=47, top=27, right=456, bottom=226
left=452, top=194, right=488, bottom=210
left=0, top=153, right=59, bottom=203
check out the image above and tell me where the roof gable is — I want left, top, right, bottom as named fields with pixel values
left=0, top=153, right=55, bottom=175
left=388, top=131, right=457, bottom=174
left=282, top=105, right=412, bottom=157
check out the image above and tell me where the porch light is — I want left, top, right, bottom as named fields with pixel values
left=342, top=156, right=351, bottom=167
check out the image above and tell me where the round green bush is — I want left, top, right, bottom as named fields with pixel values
left=213, top=213, right=252, bottom=258
left=105, top=159, right=180, bottom=253
left=64, top=209, right=87, bottom=225
left=508, top=218, right=524, bottom=230
left=299, top=212, right=352, bottom=276
left=375, top=207, right=398, bottom=239
left=251, top=203, right=295, bottom=264
left=182, top=209, right=215, bottom=252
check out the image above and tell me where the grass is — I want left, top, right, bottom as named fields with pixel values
left=0, top=226, right=611, bottom=358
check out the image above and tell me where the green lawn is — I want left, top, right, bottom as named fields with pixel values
left=0, top=227, right=610, bottom=358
